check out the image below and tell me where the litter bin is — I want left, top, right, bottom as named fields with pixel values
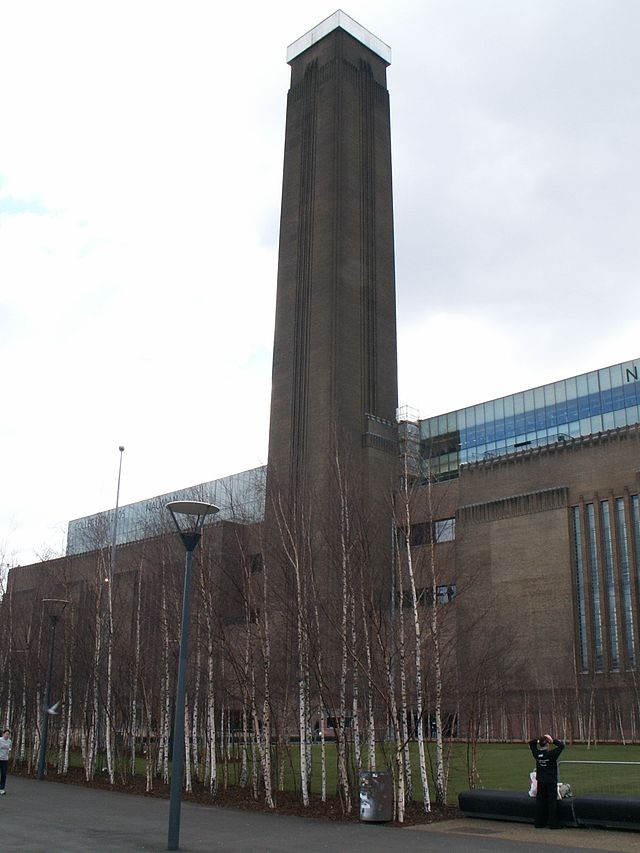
left=359, top=770, right=393, bottom=822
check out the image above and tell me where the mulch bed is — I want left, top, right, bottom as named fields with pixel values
left=13, top=765, right=461, bottom=826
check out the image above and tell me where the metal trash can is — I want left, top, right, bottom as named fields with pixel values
left=359, top=770, right=393, bottom=822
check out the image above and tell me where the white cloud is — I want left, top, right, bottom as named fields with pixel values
left=2, top=0, right=640, bottom=564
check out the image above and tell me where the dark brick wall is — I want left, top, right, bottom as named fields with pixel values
left=413, top=426, right=640, bottom=695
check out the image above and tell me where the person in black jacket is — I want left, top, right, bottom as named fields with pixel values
left=529, top=733, right=565, bottom=828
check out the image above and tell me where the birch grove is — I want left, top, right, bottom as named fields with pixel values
left=2, top=464, right=623, bottom=818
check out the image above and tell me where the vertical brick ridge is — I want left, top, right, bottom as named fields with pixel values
left=458, top=485, right=570, bottom=524
left=359, top=58, right=378, bottom=416
left=290, top=59, right=318, bottom=495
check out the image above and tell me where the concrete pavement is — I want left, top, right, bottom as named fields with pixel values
left=1, top=776, right=636, bottom=853
left=409, top=817, right=640, bottom=853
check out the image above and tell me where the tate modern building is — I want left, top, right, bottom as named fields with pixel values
left=7, top=11, right=640, bottom=742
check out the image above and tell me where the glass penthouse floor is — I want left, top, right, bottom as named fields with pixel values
left=419, top=358, right=640, bottom=480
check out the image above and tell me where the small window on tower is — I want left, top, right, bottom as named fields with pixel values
left=249, top=553, right=263, bottom=573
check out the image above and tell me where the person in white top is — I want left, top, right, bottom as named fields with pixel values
left=0, top=729, right=12, bottom=794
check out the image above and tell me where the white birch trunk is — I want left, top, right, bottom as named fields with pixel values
left=428, top=502, right=446, bottom=806
left=192, top=642, right=201, bottom=783
left=272, top=492, right=311, bottom=806
left=250, top=727, right=258, bottom=799
left=185, top=693, right=192, bottom=793
left=350, top=589, right=362, bottom=774
left=397, top=564, right=413, bottom=800
left=239, top=702, right=249, bottom=787
left=319, top=705, right=327, bottom=802
left=88, top=589, right=102, bottom=782
left=308, top=552, right=327, bottom=801
left=63, top=669, right=72, bottom=775
left=105, top=577, right=114, bottom=785
left=383, top=651, right=405, bottom=823
left=249, top=696, right=265, bottom=801
left=259, top=555, right=274, bottom=808
left=207, top=643, right=217, bottom=794
left=358, top=586, right=376, bottom=771
left=202, top=583, right=217, bottom=795
left=57, top=652, right=70, bottom=774
left=220, top=699, right=227, bottom=790
left=160, top=576, right=170, bottom=785
left=240, top=614, right=251, bottom=788
left=80, top=684, right=89, bottom=777
left=402, top=469, right=431, bottom=813
left=261, top=698, right=274, bottom=808
left=337, top=471, right=352, bottom=813
left=409, top=593, right=430, bottom=812
left=141, top=683, right=154, bottom=793
left=19, top=666, right=27, bottom=762
left=130, top=565, right=142, bottom=777
left=292, top=547, right=310, bottom=806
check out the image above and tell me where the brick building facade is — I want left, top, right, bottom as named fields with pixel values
left=403, top=421, right=640, bottom=739
left=5, top=13, right=640, bottom=746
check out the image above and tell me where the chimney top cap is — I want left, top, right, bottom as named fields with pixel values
left=287, top=10, right=391, bottom=65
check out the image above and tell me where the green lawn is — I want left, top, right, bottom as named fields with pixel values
left=415, top=742, right=640, bottom=803
left=54, top=740, right=640, bottom=805
left=305, top=741, right=640, bottom=804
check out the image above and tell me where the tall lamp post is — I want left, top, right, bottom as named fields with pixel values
left=110, top=445, right=125, bottom=583
left=166, top=500, right=219, bottom=851
left=99, top=444, right=125, bottom=766
left=37, top=598, right=69, bottom=780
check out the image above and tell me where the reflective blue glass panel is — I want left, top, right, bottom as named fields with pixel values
left=571, top=506, right=589, bottom=672
left=417, top=359, right=640, bottom=478
left=600, top=501, right=619, bottom=671
left=586, top=504, right=604, bottom=672
left=615, top=498, right=635, bottom=668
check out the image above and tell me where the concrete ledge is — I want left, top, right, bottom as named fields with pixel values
left=459, top=789, right=640, bottom=831
left=458, top=789, right=577, bottom=827
left=573, top=794, right=640, bottom=830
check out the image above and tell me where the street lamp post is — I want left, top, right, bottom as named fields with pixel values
left=37, top=598, right=69, bottom=780
left=110, top=445, right=125, bottom=583
left=165, top=500, right=219, bottom=852
left=98, top=445, right=125, bottom=766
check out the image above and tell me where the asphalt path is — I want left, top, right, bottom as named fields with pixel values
left=1, top=776, right=636, bottom=853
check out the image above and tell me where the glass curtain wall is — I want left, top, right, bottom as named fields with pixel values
left=420, top=359, right=640, bottom=479
left=67, top=466, right=267, bottom=555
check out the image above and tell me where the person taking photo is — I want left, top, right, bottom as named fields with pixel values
left=529, top=733, right=565, bottom=829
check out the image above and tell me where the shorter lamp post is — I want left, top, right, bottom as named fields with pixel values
left=37, top=598, right=69, bottom=780
left=166, top=500, right=219, bottom=852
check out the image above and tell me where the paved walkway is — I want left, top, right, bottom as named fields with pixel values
left=1, top=776, right=637, bottom=853
left=409, top=817, right=640, bottom=853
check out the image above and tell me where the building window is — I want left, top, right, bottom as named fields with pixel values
left=571, top=507, right=589, bottom=672
left=615, top=498, right=635, bottom=668
left=436, top=584, right=457, bottom=603
left=397, top=588, right=424, bottom=608
left=434, top=518, right=455, bottom=542
left=396, top=584, right=456, bottom=608
left=600, top=501, right=620, bottom=671
left=223, top=609, right=259, bottom=626
left=398, top=518, right=456, bottom=548
left=248, top=553, right=263, bottom=574
left=633, top=496, right=640, bottom=612
left=586, top=503, right=604, bottom=672
left=417, top=359, right=640, bottom=476
left=409, top=523, right=430, bottom=547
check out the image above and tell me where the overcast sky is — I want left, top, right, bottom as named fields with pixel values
left=2, top=0, right=639, bottom=567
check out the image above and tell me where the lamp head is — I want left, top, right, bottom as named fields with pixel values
left=42, top=598, right=69, bottom=622
left=166, top=501, right=219, bottom=552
